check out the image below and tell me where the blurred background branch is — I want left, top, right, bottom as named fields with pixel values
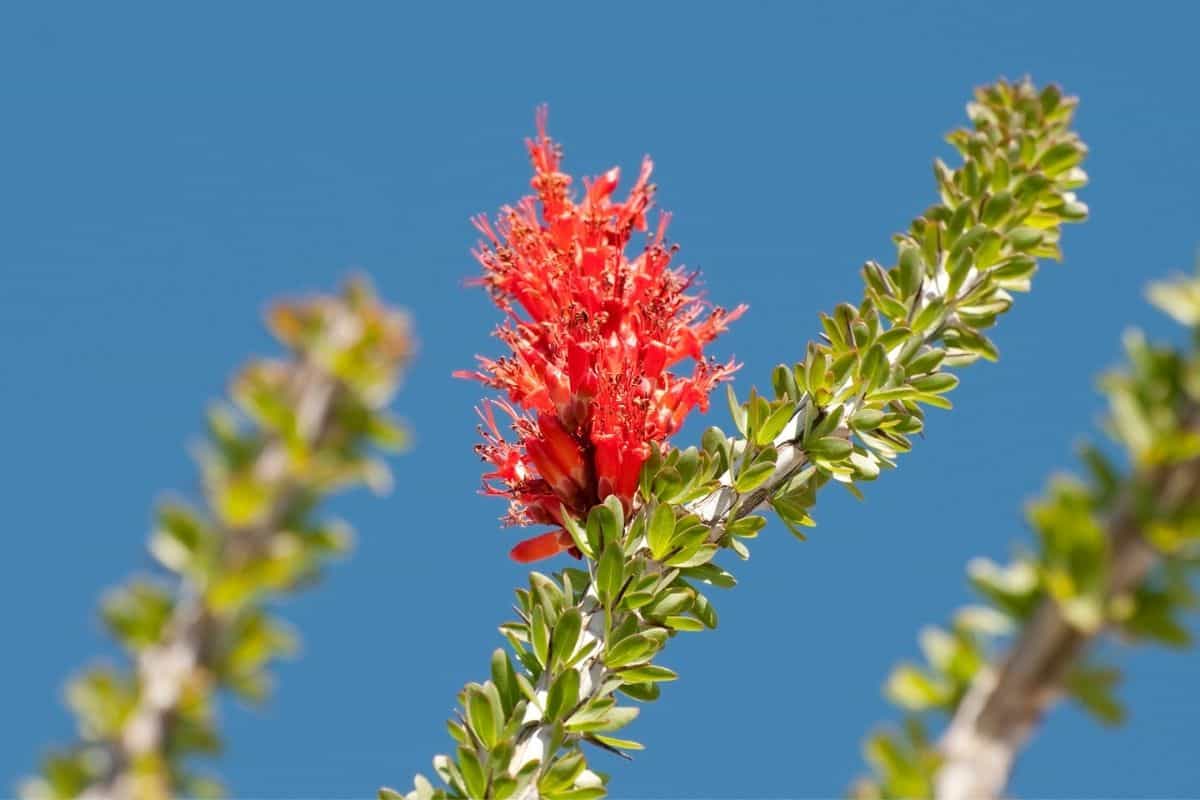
left=23, top=279, right=413, bottom=800
left=854, top=268, right=1200, bottom=800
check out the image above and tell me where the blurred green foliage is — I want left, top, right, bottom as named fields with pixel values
left=24, top=280, right=412, bottom=800
left=854, top=271, right=1200, bottom=799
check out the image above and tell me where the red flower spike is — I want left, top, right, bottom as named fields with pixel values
left=462, top=108, right=746, bottom=561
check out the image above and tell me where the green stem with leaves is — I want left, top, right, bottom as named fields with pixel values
left=388, top=78, right=1089, bottom=800
left=24, top=280, right=412, bottom=800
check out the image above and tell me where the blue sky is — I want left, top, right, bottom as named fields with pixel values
left=3, top=2, right=1199, bottom=797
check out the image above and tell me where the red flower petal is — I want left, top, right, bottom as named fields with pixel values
left=463, top=110, right=744, bottom=558
left=510, top=530, right=571, bottom=563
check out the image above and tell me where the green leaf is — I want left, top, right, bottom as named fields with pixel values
left=64, top=667, right=137, bottom=740
left=465, top=685, right=499, bottom=749
left=596, top=542, right=624, bottom=605
left=726, top=384, right=748, bottom=436
left=651, top=466, right=684, bottom=502
left=551, top=608, right=583, bottom=669
left=1038, top=142, right=1084, bottom=176
left=692, top=592, right=719, bottom=628
left=877, top=293, right=910, bottom=321
left=602, top=495, right=625, bottom=542
left=561, top=506, right=595, bottom=559
left=859, top=343, right=889, bottom=392
left=991, top=255, right=1037, bottom=284
left=897, top=245, right=924, bottom=297
left=728, top=536, right=750, bottom=560
left=911, top=298, right=946, bottom=333
left=515, top=673, right=540, bottom=704
left=806, top=436, right=852, bottom=461
left=886, top=665, right=949, bottom=711
left=592, top=734, right=645, bottom=752
left=664, top=544, right=718, bottom=568
left=869, top=386, right=918, bottom=403
left=620, top=591, right=654, bottom=610
left=550, top=789, right=608, bottom=800
left=668, top=517, right=708, bottom=550
left=664, top=615, right=705, bottom=632
left=771, top=491, right=811, bottom=529
left=545, top=668, right=581, bottom=722
left=913, top=392, right=953, bottom=410
left=151, top=503, right=215, bottom=575
left=850, top=408, right=885, bottom=431
left=1065, top=664, right=1125, bottom=726
left=734, top=459, right=776, bottom=493
left=490, top=649, right=519, bottom=715
left=647, top=504, right=675, bottom=561
left=674, top=447, right=702, bottom=485
left=948, top=327, right=1000, bottom=362
left=618, top=681, right=661, bottom=702
left=588, top=502, right=621, bottom=549
left=102, top=581, right=175, bottom=651
left=981, top=190, right=1013, bottom=225
left=726, top=514, right=767, bottom=538
left=756, top=402, right=796, bottom=446
left=619, top=664, right=678, bottom=684
left=605, top=633, right=659, bottom=669
left=1009, top=226, right=1044, bottom=251
left=772, top=362, right=800, bottom=401
left=911, top=373, right=959, bottom=394
left=531, top=605, right=550, bottom=667
left=701, top=426, right=730, bottom=463
left=804, top=347, right=829, bottom=396
left=566, top=705, right=640, bottom=733
left=457, top=746, right=486, bottom=799
left=529, top=572, right=566, bottom=621
left=645, top=589, right=692, bottom=618
left=539, top=750, right=586, bottom=795
left=906, top=347, right=946, bottom=375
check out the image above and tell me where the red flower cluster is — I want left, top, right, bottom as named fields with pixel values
left=459, top=110, right=745, bottom=563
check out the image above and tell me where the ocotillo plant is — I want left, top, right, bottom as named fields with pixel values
left=24, top=280, right=412, bottom=800
left=384, top=77, right=1090, bottom=800
left=853, top=269, right=1200, bottom=800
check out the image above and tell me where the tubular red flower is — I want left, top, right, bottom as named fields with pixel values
left=460, top=108, right=746, bottom=562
